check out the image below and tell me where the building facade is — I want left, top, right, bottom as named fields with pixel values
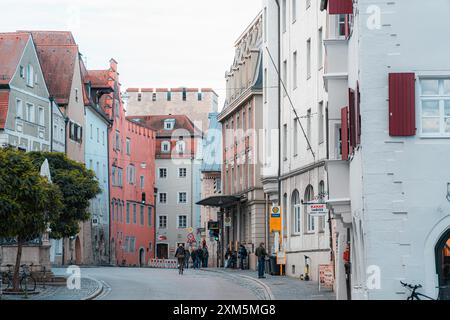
left=0, top=33, right=51, bottom=152
left=264, top=0, right=332, bottom=282
left=200, top=112, right=222, bottom=267
left=218, top=12, right=266, bottom=271
left=323, top=0, right=450, bottom=300
left=101, top=59, right=156, bottom=267
left=129, top=115, right=202, bottom=259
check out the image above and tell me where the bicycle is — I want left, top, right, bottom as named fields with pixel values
left=1, top=264, right=14, bottom=290
left=400, top=281, right=437, bottom=300
left=1, top=264, right=36, bottom=292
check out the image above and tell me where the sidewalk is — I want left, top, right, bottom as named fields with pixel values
left=201, top=268, right=335, bottom=300
left=0, top=269, right=102, bottom=301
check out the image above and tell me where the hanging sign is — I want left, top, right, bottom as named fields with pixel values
left=224, top=217, right=232, bottom=227
left=307, top=203, right=329, bottom=216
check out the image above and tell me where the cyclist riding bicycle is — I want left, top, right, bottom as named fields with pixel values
left=175, top=244, right=186, bottom=275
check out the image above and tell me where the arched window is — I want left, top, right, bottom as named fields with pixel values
left=292, top=190, right=301, bottom=234
left=161, top=141, right=171, bottom=153
left=282, top=193, right=288, bottom=237
left=111, top=199, right=116, bottom=222
left=305, top=185, right=315, bottom=232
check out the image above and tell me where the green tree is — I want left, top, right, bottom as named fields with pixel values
left=0, top=148, right=63, bottom=291
left=28, top=152, right=101, bottom=242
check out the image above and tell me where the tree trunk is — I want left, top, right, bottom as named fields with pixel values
left=13, top=240, right=23, bottom=292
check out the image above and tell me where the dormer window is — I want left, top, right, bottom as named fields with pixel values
left=164, top=119, right=175, bottom=130
left=26, top=64, right=34, bottom=87
left=161, top=141, right=171, bottom=153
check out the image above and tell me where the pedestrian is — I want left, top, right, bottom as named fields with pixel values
left=255, top=242, right=268, bottom=279
left=191, top=247, right=198, bottom=269
left=238, top=245, right=248, bottom=270
left=196, top=247, right=204, bottom=269
left=184, top=247, right=190, bottom=269
left=202, top=246, right=209, bottom=268
left=224, top=246, right=232, bottom=268
left=175, top=244, right=186, bottom=275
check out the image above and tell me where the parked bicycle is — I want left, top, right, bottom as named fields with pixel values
left=1, top=264, right=36, bottom=292
left=400, top=281, right=438, bottom=300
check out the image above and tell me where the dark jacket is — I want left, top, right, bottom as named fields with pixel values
left=238, top=246, right=247, bottom=258
left=202, top=247, right=209, bottom=258
left=255, top=246, right=267, bottom=259
left=197, top=248, right=203, bottom=259
left=175, top=247, right=185, bottom=258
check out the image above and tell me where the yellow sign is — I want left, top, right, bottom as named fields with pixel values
left=270, top=206, right=282, bottom=232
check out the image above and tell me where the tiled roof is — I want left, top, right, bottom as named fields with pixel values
left=0, top=33, right=29, bottom=85
left=86, top=70, right=112, bottom=89
left=0, top=91, right=10, bottom=129
left=24, top=31, right=79, bottom=105
left=127, top=114, right=203, bottom=137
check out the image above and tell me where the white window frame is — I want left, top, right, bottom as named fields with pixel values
left=176, top=140, right=186, bottom=154
left=177, top=215, right=188, bottom=229
left=26, top=64, right=34, bottom=87
left=161, top=141, right=171, bottom=153
left=16, top=99, right=23, bottom=119
left=159, top=168, right=168, bottom=179
left=294, top=203, right=301, bottom=234
left=419, top=78, right=450, bottom=138
left=158, top=215, right=168, bottom=229
left=178, top=168, right=187, bottom=178
left=164, top=119, right=175, bottom=130
left=159, top=192, right=167, bottom=204
left=25, top=103, right=34, bottom=122
left=178, top=192, right=187, bottom=204
left=126, top=138, right=131, bottom=155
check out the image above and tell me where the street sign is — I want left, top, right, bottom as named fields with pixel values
left=224, top=217, right=232, bottom=227
left=307, top=203, right=329, bottom=216
left=270, top=206, right=282, bottom=232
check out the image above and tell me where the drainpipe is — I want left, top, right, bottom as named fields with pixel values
left=107, top=119, right=112, bottom=265
left=275, top=0, right=282, bottom=206
left=50, top=97, right=54, bottom=152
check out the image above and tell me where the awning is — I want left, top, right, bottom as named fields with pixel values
left=196, top=195, right=240, bottom=208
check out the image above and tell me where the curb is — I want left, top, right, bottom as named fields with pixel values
left=82, top=277, right=104, bottom=301
left=200, top=269, right=275, bottom=300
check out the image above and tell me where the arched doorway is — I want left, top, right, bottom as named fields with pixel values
left=435, top=229, right=450, bottom=300
left=139, top=248, right=145, bottom=267
left=75, top=236, right=82, bottom=265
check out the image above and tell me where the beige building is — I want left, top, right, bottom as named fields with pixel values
left=126, top=87, right=218, bottom=134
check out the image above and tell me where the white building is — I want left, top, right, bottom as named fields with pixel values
left=263, top=0, right=332, bottom=281
left=324, top=0, right=450, bottom=300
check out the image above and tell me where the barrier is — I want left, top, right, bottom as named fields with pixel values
left=149, top=259, right=178, bottom=269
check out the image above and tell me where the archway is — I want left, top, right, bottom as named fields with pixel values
left=435, top=229, right=450, bottom=300
left=139, top=248, right=145, bottom=267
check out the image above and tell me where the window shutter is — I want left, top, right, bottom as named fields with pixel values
left=357, top=82, right=361, bottom=144
left=348, top=88, right=356, bottom=151
left=341, top=107, right=349, bottom=160
left=389, top=73, right=416, bottom=136
left=328, top=0, right=353, bottom=14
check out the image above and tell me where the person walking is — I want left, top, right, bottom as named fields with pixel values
left=196, top=247, right=204, bottom=269
left=175, top=244, right=186, bottom=275
left=238, top=245, right=248, bottom=270
left=255, top=242, right=268, bottom=279
left=184, top=247, right=190, bottom=269
left=191, top=248, right=198, bottom=269
left=202, top=246, right=209, bottom=268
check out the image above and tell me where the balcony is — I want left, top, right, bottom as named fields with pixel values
left=325, top=160, right=351, bottom=227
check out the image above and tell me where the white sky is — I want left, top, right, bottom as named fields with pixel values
left=0, top=0, right=262, bottom=108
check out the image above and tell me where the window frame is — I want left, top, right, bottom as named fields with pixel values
left=419, top=78, right=450, bottom=138
left=177, top=215, right=188, bottom=229
left=158, top=215, right=168, bottom=229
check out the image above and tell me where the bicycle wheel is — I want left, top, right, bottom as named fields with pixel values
left=20, top=276, right=36, bottom=292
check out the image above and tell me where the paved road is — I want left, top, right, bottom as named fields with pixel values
left=81, top=267, right=260, bottom=300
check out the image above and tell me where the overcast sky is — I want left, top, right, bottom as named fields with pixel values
left=0, top=0, right=261, bottom=108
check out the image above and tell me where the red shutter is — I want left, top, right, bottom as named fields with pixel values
left=341, top=107, right=349, bottom=160
left=389, top=73, right=416, bottom=136
left=349, top=88, right=356, bottom=151
left=356, top=82, right=361, bottom=145
left=328, top=0, right=353, bottom=15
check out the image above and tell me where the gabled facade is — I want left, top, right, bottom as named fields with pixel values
left=128, top=114, right=202, bottom=259
left=0, top=32, right=51, bottom=152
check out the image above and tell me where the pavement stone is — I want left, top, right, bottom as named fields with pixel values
left=202, top=268, right=336, bottom=300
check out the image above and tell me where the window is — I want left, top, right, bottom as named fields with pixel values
left=90, top=124, right=93, bottom=139
left=115, top=130, right=120, bottom=150
left=112, top=166, right=117, bottom=186
left=159, top=168, right=167, bottom=179
left=176, top=139, right=186, bottom=154
left=161, top=141, right=171, bottom=153
left=16, top=99, right=23, bottom=119
left=283, top=124, right=288, bottom=160
left=133, top=204, right=137, bottom=224
left=114, top=100, right=120, bottom=117
left=338, top=14, right=347, bottom=37
left=282, top=0, right=287, bottom=33
left=127, top=165, right=136, bottom=184
left=306, top=38, right=311, bottom=79
left=126, top=203, right=130, bottom=224
left=292, top=190, right=301, bottom=234
left=19, top=66, right=24, bottom=78
left=158, top=216, right=167, bottom=229
left=419, top=79, right=450, bottom=137
left=182, top=89, right=187, bottom=101
left=307, top=109, right=312, bottom=147
left=140, top=175, right=145, bottom=189
left=283, top=60, right=287, bottom=95
left=167, top=91, right=172, bottom=101
left=159, top=193, right=167, bottom=204
left=198, top=92, right=202, bottom=101
left=37, top=106, right=44, bottom=126
left=178, top=168, right=187, bottom=178
left=152, top=93, right=157, bottom=101
left=293, top=118, right=298, bottom=156
left=264, top=7, right=267, bottom=42
left=293, top=51, right=298, bottom=89
left=75, top=88, right=79, bottom=103
left=318, top=181, right=326, bottom=232
left=126, top=138, right=131, bottom=155
left=305, top=185, right=315, bottom=232
left=164, top=119, right=175, bottom=130
left=140, top=205, right=145, bottom=226
left=138, top=93, right=142, bottom=102
left=111, top=200, right=115, bottom=222
left=178, top=192, right=187, bottom=204
left=148, top=207, right=153, bottom=227
left=25, top=103, right=34, bottom=122
left=97, top=128, right=100, bottom=143
left=318, top=28, right=323, bottom=69
left=102, top=131, right=105, bottom=145
left=117, top=168, right=123, bottom=187
left=26, top=64, right=34, bottom=87
left=318, top=102, right=324, bottom=144
left=292, top=0, right=297, bottom=23
left=177, top=215, right=187, bottom=229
